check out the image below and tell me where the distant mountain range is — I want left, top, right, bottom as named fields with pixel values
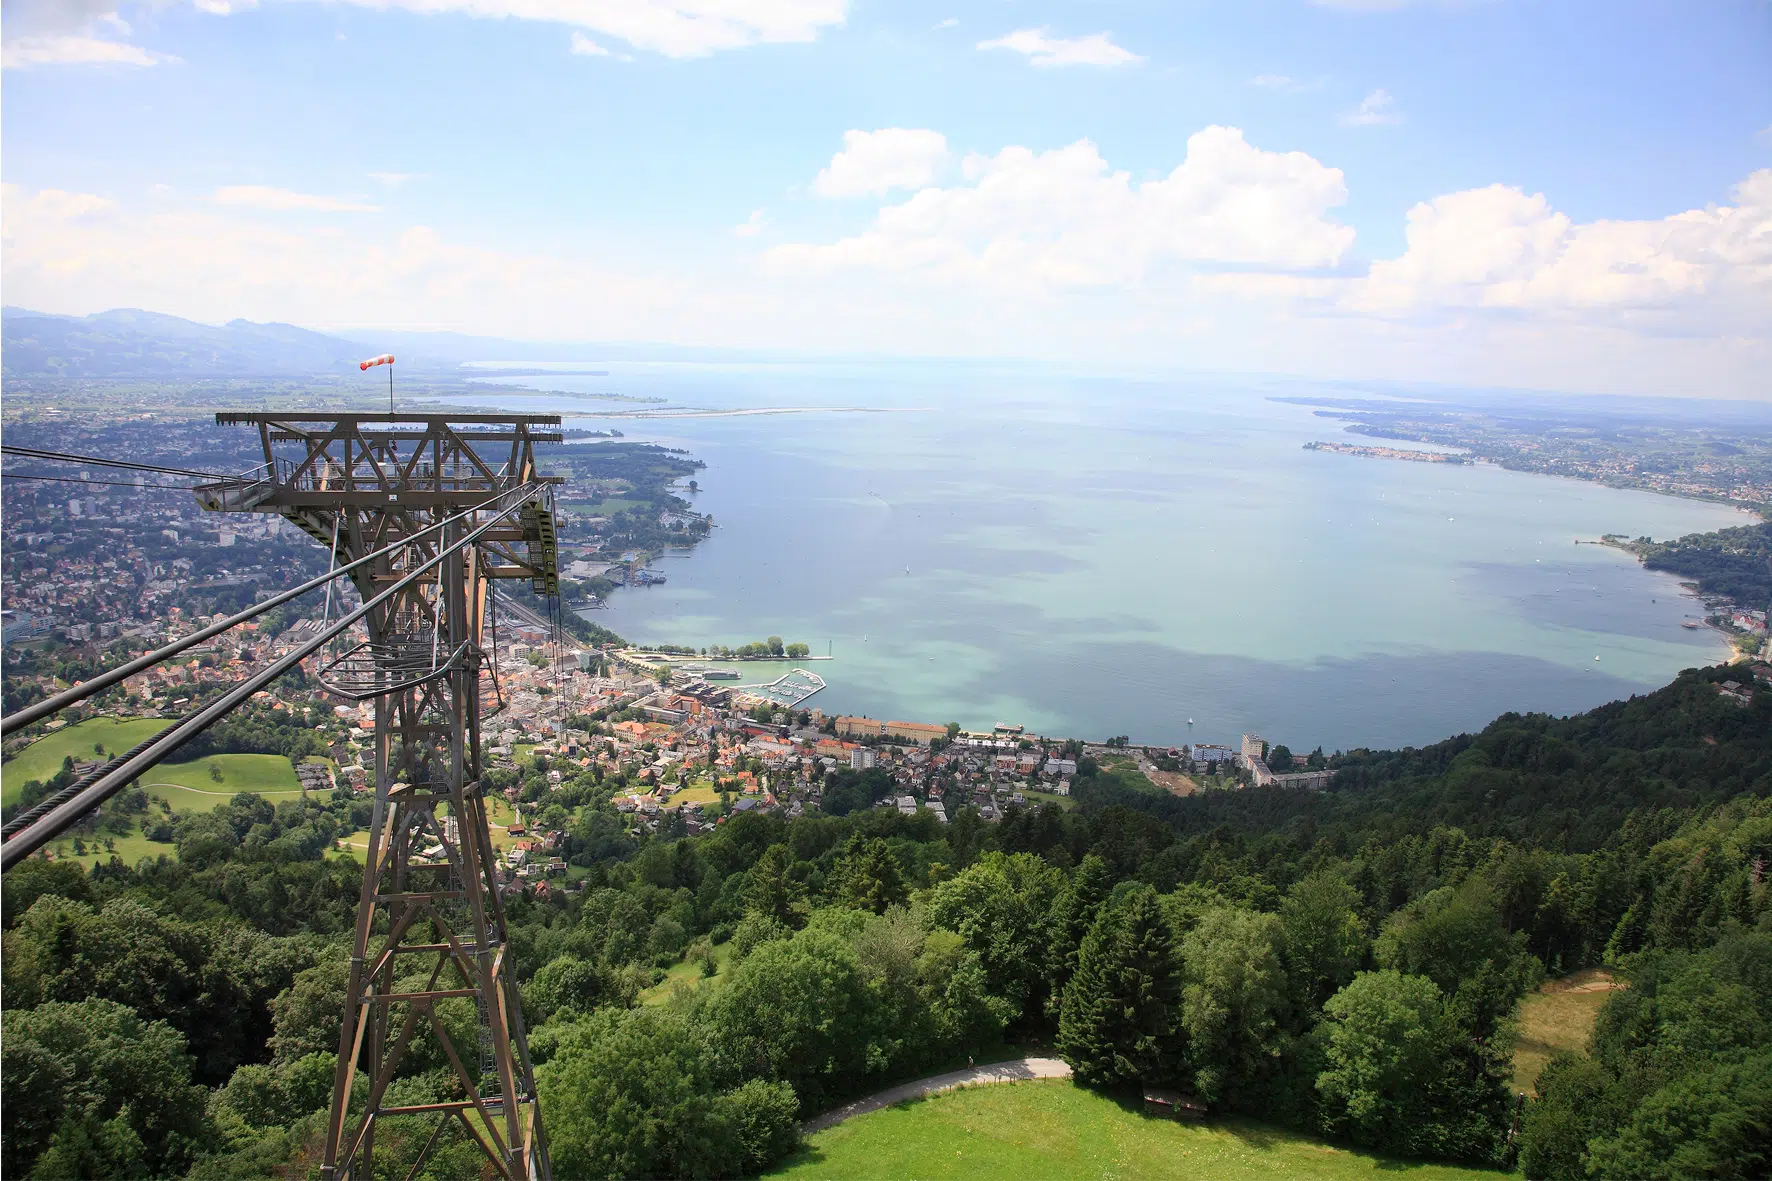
left=0, top=307, right=405, bottom=378
left=1, top=306, right=823, bottom=379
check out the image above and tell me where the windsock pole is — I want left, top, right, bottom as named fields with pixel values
left=359, top=353, right=397, bottom=415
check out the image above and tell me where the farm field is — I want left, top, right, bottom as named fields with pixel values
left=1511, top=968, right=1621, bottom=1093
left=769, top=1080, right=1499, bottom=1181
left=2, top=717, right=172, bottom=804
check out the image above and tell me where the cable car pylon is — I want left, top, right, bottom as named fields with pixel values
left=196, top=411, right=563, bottom=1181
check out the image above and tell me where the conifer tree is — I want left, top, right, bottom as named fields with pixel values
left=743, top=844, right=807, bottom=929
left=1056, top=883, right=1182, bottom=1088
left=1046, top=853, right=1113, bottom=1015
left=832, top=837, right=907, bottom=914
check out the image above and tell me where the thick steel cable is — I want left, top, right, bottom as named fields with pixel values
left=1, top=481, right=543, bottom=870
left=1, top=728, right=175, bottom=841
left=3, top=489, right=529, bottom=737
left=0, top=444, right=234, bottom=482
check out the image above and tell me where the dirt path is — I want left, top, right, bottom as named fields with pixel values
left=801, top=1057, right=1074, bottom=1135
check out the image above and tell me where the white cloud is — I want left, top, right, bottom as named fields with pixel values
left=1349, top=171, right=1772, bottom=321
left=2, top=181, right=699, bottom=342
left=1, top=0, right=171, bottom=68
left=278, top=0, right=848, bottom=58
left=933, top=17, right=957, bottom=29
left=214, top=186, right=384, bottom=213
left=733, top=209, right=767, bottom=237
left=569, top=31, right=611, bottom=55
left=814, top=129, right=949, bottom=198
left=5, top=165, right=1769, bottom=400
left=1340, top=88, right=1401, bottom=126
left=2, top=34, right=165, bottom=67
left=775, top=126, right=1354, bottom=286
left=7, top=188, right=121, bottom=220
left=977, top=28, right=1143, bottom=68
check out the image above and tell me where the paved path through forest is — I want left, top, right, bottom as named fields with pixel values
left=800, top=1057, right=1074, bottom=1135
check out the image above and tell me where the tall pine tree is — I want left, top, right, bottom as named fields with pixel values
left=1046, top=853, right=1113, bottom=1017
left=832, top=837, right=908, bottom=914
left=1056, top=883, right=1183, bottom=1088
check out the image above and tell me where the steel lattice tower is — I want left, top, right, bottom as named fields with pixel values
left=196, top=413, right=561, bottom=1181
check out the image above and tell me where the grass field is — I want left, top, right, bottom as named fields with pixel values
left=665, top=781, right=722, bottom=809
left=2, top=717, right=172, bottom=804
left=1022, top=789, right=1076, bottom=811
left=769, top=1080, right=1499, bottom=1181
left=4, top=718, right=308, bottom=813
left=485, top=793, right=522, bottom=850
left=46, top=828, right=176, bottom=870
left=1512, top=968, right=1621, bottom=1093
left=138, top=754, right=304, bottom=808
left=583, top=496, right=653, bottom=518
left=640, top=942, right=734, bottom=1006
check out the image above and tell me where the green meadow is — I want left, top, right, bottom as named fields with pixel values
left=770, top=1080, right=1499, bottom=1181
left=2, top=717, right=173, bottom=805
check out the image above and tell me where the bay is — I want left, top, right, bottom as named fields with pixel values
left=460, top=363, right=1745, bottom=752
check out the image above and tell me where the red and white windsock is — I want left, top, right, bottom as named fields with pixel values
left=359, top=353, right=395, bottom=371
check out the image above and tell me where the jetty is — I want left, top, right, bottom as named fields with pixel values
left=734, top=668, right=826, bottom=708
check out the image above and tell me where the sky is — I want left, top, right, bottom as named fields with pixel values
left=2, top=0, right=1769, bottom=399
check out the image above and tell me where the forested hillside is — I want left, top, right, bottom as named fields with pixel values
left=1617, top=520, right=1772, bottom=607
left=2, top=663, right=1768, bottom=1179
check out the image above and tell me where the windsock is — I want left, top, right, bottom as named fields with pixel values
left=359, top=354, right=395, bottom=371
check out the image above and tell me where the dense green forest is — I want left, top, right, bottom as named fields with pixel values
left=1614, top=520, right=1772, bottom=606
left=3, top=663, right=1769, bottom=1179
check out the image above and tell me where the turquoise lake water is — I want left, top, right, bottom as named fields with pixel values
left=458, top=363, right=1747, bottom=752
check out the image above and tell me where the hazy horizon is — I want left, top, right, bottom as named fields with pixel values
left=4, top=0, right=1768, bottom=399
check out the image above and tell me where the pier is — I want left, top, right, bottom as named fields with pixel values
left=733, top=668, right=826, bottom=708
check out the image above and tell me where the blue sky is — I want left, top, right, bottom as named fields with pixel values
left=4, top=0, right=1769, bottom=397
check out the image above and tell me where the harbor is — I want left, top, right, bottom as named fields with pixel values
left=732, top=668, right=827, bottom=708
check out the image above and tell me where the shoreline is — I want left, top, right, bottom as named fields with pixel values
left=1591, top=535, right=1765, bottom=662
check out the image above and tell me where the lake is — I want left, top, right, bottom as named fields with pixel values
left=456, top=362, right=1744, bottom=752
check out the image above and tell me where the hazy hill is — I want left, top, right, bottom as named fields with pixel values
left=1, top=307, right=392, bottom=378
left=3, top=306, right=864, bottom=378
